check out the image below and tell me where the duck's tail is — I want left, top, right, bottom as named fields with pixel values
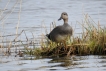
left=46, top=34, right=49, bottom=37
left=46, top=34, right=50, bottom=39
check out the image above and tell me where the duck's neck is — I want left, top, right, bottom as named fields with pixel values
left=63, top=19, right=68, bottom=24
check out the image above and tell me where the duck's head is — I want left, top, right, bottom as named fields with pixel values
left=58, top=12, right=68, bottom=21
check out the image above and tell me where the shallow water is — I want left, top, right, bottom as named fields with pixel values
left=0, top=0, right=106, bottom=71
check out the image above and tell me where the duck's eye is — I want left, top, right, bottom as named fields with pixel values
left=64, top=14, right=66, bottom=15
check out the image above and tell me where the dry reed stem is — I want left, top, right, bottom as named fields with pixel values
left=0, top=0, right=19, bottom=55
left=1, top=33, right=5, bottom=54
left=16, top=0, right=22, bottom=35
left=14, top=30, right=24, bottom=41
left=8, top=40, right=12, bottom=53
left=50, top=23, right=52, bottom=32
left=0, top=0, right=10, bottom=19
left=31, top=31, right=36, bottom=47
left=0, top=0, right=18, bottom=24
left=23, top=30, right=28, bottom=41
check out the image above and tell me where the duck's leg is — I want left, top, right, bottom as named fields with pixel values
left=56, top=43, right=59, bottom=55
left=63, top=40, right=68, bottom=52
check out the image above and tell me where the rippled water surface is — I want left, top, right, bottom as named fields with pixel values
left=0, top=55, right=106, bottom=71
left=0, top=0, right=106, bottom=71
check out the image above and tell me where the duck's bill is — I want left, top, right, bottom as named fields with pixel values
left=58, top=17, right=62, bottom=21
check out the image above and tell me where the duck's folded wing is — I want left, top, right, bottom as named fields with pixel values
left=51, top=25, right=72, bottom=35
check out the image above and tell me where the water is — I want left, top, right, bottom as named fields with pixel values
left=0, top=55, right=106, bottom=71
left=0, top=0, right=106, bottom=41
left=0, top=0, right=106, bottom=71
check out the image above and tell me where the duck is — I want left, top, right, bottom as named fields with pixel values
left=46, top=12, right=73, bottom=43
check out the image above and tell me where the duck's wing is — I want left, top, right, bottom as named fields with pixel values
left=49, top=25, right=65, bottom=35
left=49, top=25, right=71, bottom=36
left=47, top=25, right=64, bottom=41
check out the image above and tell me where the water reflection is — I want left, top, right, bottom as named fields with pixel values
left=47, top=55, right=106, bottom=70
left=48, top=56, right=89, bottom=68
left=48, top=57, right=73, bottom=67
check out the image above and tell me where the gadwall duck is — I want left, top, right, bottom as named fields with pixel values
left=46, top=12, right=73, bottom=43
